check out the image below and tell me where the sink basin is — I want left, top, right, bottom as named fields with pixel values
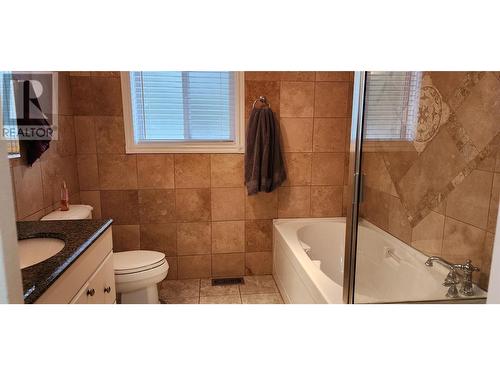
left=18, top=238, right=65, bottom=269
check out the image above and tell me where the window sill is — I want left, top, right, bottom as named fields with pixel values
left=125, top=142, right=244, bottom=154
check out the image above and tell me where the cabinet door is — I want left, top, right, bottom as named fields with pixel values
left=102, top=253, right=116, bottom=304
left=72, top=282, right=90, bottom=304
left=87, top=263, right=106, bottom=304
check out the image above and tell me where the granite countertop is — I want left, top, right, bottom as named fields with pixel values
left=18, top=219, right=113, bottom=304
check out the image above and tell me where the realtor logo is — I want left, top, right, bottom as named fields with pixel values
left=1, top=72, right=58, bottom=141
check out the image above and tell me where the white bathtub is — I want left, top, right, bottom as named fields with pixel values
left=273, top=217, right=487, bottom=304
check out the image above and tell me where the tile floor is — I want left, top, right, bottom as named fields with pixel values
left=158, top=275, right=284, bottom=304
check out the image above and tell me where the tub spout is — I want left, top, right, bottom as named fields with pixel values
left=425, top=256, right=454, bottom=270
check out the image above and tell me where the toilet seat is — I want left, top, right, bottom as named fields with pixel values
left=114, top=250, right=166, bottom=275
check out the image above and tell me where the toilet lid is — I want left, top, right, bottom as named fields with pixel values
left=114, top=251, right=166, bottom=275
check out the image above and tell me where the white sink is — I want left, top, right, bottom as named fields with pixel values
left=18, top=238, right=66, bottom=269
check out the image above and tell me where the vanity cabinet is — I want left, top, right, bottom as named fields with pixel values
left=36, top=228, right=116, bottom=304
left=72, top=253, right=116, bottom=304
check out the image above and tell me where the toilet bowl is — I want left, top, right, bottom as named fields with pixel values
left=114, top=250, right=169, bottom=304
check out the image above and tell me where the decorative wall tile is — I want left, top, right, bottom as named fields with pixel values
left=177, top=222, right=211, bottom=255
left=280, top=82, right=314, bottom=117
left=174, top=154, right=211, bottom=188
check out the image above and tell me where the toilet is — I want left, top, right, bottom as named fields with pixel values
left=41, top=205, right=169, bottom=304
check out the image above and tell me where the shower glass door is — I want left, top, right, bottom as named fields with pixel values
left=345, top=71, right=498, bottom=303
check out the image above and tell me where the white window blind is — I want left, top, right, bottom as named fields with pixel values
left=363, top=71, right=422, bottom=140
left=129, top=71, right=237, bottom=143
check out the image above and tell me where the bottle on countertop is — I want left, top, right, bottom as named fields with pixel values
left=60, top=181, right=69, bottom=211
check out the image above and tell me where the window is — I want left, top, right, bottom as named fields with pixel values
left=363, top=71, right=422, bottom=141
left=121, top=71, right=244, bottom=153
left=0, top=71, right=20, bottom=158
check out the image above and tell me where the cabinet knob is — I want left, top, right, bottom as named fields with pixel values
left=104, top=286, right=112, bottom=294
left=87, top=288, right=95, bottom=297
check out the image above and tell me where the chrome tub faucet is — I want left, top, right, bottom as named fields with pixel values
left=425, top=257, right=480, bottom=298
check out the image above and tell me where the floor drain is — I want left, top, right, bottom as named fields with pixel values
left=211, top=277, right=244, bottom=286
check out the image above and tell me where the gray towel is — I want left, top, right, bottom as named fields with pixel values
left=245, top=107, right=286, bottom=195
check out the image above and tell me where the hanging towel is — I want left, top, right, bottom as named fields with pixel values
left=245, top=107, right=286, bottom=195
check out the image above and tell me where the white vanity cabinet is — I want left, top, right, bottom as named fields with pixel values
left=35, top=228, right=116, bottom=304
left=71, top=253, right=116, bottom=304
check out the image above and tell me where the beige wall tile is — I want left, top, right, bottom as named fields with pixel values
left=178, top=255, right=211, bottom=279
left=398, top=129, right=466, bottom=215
left=411, top=211, right=445, bottom=256
left=212, top=253, right=245, bottom=277
left=80, top=190, right=101, bottom=219
left=138, top=189, right=176, bottom=224
left=278, top=186, right=311, bottom=218
left=315, top=72, right=352, bottom=82
left=57, top=115, right=76, bottom=156
left=57, top=72, right=73, bottom=116
left=446, top=169, right=493, bottom=229
left=442, top=217, right=486, bottom=265
left=177, top=222, right=211, bottom=255
left=70, top=76, right=94, bottom=115
left=245, top=190, right=278, bottom=219
left=279, top=72, right=315, bottom=81
left=137, top=154, right=174, bottom=189
left=245, top=252, right=273, bottom=275
left=212, top=221, right=245, bottom=254
left=245, top=220, right=273, bottom=251
left=487, top=173, right=500, bottom=232
left=74, top=116, right=96, bottom=154
left=455, top=73, right=500, bottom=151
left=362, top=153, right=395, bottom=195
left=211, top=187, right=245, bottom=221
left=388, top=196, right=412, bottom=244
left=165, top=256, right=178, bottom=280
left=175, top=188, right=211, bottom=222
left=100, top=190, right=139, bottom=224
left=430, top=72, right=467, bottom=102
left=12, top=162, right=44, bottom=219
left=140, top=223, right=177, bottom=256
left=311, top=153, right=345, bottom=185
left=479, top=232, right=495, bottom=289
left=112, top=225, right=140, bottom=252
left=313, top=117, right=347, bottom=152
left=280, top=118, right=313, bottom=152
left=92, top=77, right=123, bottom=116
left=360, top=187, right=390, bottom=231
left=282, top=153, right=312, bottom=186
left=280, top=82, right=314, bottom=117
left=314, top=82, right=350, bottom=117
left=77, top=154, right=99, bottom=190
left=210, top=154, right=244, bottom=187
left=174, top=154, right=211, bottom=188
left=311, top=186, right=343, bottom=217
left=98, top=154, right=137, bottom=190
left=244, top=72, right=282, bottom=81
left=95, top=116, right=125, bottom=154
left=245, top=80, right=280, bottom=118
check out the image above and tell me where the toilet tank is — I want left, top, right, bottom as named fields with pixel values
left=41, top=205, right=93, bottom=221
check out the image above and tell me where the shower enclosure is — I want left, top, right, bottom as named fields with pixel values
left=344, top=71, right=499, bottom=303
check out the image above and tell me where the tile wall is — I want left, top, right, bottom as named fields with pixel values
left=70, top=71, right=354, bottom=279
left=9, top=72, right=80, bottom=220
left=360, top=72, right=500, bottom=289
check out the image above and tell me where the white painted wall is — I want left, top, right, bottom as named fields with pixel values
left=487, top=205, right=500, bottom=303
left=0, top=111, right=23, bottom=303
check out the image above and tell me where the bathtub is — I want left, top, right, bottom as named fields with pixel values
left=273, top=217, right=487, bottom=304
